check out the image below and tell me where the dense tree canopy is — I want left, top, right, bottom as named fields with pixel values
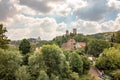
left=0, top=24, right=10, bottom=49
left=0, top=49, right=22, bottom=80
left=86, top=39, right=111, bottom=57
left=52, top=34, right=90, bottom=47
left=69, top=53, right=83, bottom=75
left=15, top=66, right=30, bottom=80
left=41, top=44, right=70, bottom=79
left=19, top=39, right=31, bottom=54
left=96, top=47, right=120, bottom=70
left=95, top=47, right=120, bottom=80
left=114, top=30, right=120, bottom=43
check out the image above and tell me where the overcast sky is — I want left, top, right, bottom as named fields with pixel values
left=0, top=0, right=120, bottom=40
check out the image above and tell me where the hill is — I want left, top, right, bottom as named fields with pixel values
left=88, top=32, right=114, bottom=41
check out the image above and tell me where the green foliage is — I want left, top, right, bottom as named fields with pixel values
left=15, top=66, right=30, bottom=80
left=0, top=49, right=22, bottom=80
left=79, top=74, right=96, bottom=80
left=19, top=39, right=31, bottom=54
left=113, top=43, right=120, bottom=49
left=0, top=24, right=10, bottom=49
left=70, top=72, right=80, bottom=80
left=52, top=34, right=90, bottom=47
left=36, top=40, right=53, bottom=47
left=96, top=47, right=120, bottom=70
left=30, top=43, right=36, bottom=52
left=114, top=30, right=120, bottom=43
left=89, top=32, right=113, bottom=41
left=81, top=55, right=90, bottom=73
left=41, top=44, right=70, bottom=78
left=28, top=52, right=46, bottom=80
left=42, top=45, right=63, bottom=75
left=37, top=70, right=49, bottom=80
left=74, top=48, right=85, bottom=55
left=86, top=39, right=111, bottom=57
left=50, top=74, right=59, bottom=80
left=69, top=53, right=83, bottom=75
left=28, top=45, right=72, bottom=80
left=0, top=44, right=92, bottom=80
left=111, top=69, right=120, bottom=80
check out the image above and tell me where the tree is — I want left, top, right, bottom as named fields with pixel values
left=96, top=47, right=120, bottom=70
left=37, top=70, right=49, bottom=80
left=86, top=39, right=110, bottom=57
left=41, top=44, right=71, bottom=79
left=69, top=53, right=83, bottom=75
left=81, top=55, right=90, bottom=73
left=19, top=39, right=31, bottom=54
left=0, top=24, right=10, bottom=49
left=0, top=49, right=22, bottom=80
left=70, top=72, right=80, bottom=80
left=111, top=69, right=120, bottom=80
left=28, top=52, right=46, bottom=80
left=15, top=66, right=30, bottom=80
left=115, top=30, right=120, bottom=43
left=50, top=74, right=59, bottom=80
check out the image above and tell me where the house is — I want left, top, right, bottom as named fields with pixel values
left=61, top=39, right=76, bottom=50
left=61, top=39, right=86, bottom=50
left=76, top=42, right=86, bottom=49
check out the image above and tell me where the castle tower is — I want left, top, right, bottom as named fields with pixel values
left=73, top=28, right=77, bottom=34
left=66, top=30, right=69, bottom=35
left=36, top=36, right=41, bottom=42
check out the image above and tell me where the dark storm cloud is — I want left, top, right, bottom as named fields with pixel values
left=74, top=0, right=111, bottom=21
left=19, top=0, right=62, bottom=13
left=0, top=0, right=16, bottom=21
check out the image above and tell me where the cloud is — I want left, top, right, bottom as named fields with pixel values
left=19, top=0, right=63, bottom=14
left=108, top=0, right=120, bottom=9
left=71, top=19, right=102, bottom=34
left=5, top=15, right=67, bottom=40
left=18, top=0, right=88, bottom=17
left=101, top=13, right=120, bottom=32
left=67, top=0, right=87, bottom=11
left=0, top=0, right=17, bottom=21
left=19, top=0, right=52, bottom=13
left=1, top=0, right=120, bottom=40
left=71, top=13, right=120, bottom=35
left=51, top=0, right=87, bottom=17
left=73, top=0, right=111, bottom=21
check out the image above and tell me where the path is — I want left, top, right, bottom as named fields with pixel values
left=89, top=66, right=102, bottom=80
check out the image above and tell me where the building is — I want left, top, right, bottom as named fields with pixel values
left=75, top=42, right=86, bottom=49
left=61, top=39, right=86, bottom=50
left=66, top=30, right=69, bottom=35
left=61, top=39, right=76, bottom=50
left=35, top=36, right=41, bottom=44
left=65, top=28, right=77, bottom=36
left=73, top=28, right=77, bottom=34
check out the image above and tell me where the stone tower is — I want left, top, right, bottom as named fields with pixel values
left=66, top=30, right=69, bottom=35
left=73, top=28, right=77, bottom=34
left=36, top=36, right=41, bottom=42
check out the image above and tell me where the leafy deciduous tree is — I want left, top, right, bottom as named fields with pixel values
left=0, top=49, right=22, bottom=80
left=0, top=24, right=10, bottom=49
left=86, top=39, right=110, bottom=57
left=69, top=53, right=83, bottom=75
left=15, top=66, right=30, bottom=80
left=19, top=39, right=31, bottom=54
left=96, top=47, right=120, bottom=70
left=115, top=30, right=120, bottom=43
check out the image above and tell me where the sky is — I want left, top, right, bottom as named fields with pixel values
left=0, top=0, right=120, bottom=40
